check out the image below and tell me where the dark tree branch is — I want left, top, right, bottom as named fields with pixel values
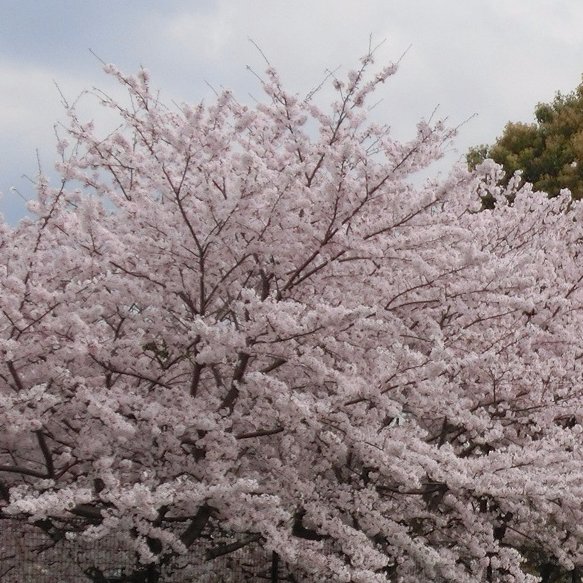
left=206, top=533, right=262, bottom=560
left=220, top=352, right=250, bottom=412
left=260, top=357, right=287, bottom=374
left=0, top=480, right=10, bottom=501
left=180, top=505, right=212, bottom=548
left=6, top=361, right=25, bottom=392
left=35, top=430, right=55, bottom=479
left=70, top=503, right=104, bottom=521
left=271, top=551, right=280, bottom=583
left=236, top=427, right=284, bottom=440
left=190, top=362, right=204, bottom=397
left=0, top=465, right=48, bottom=479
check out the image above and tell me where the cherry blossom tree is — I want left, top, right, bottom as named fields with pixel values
left=2, top=51, right=583, bottom=582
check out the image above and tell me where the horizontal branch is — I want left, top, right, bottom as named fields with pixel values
left=69, top=504, right=104, bottom=521
left=235, top=427, right=284, bottom=440
left=0, top=465, right=48, bottom=479
left=206, top=533, right=262, bottom=560
left=260, top=358, right=287, bottom=374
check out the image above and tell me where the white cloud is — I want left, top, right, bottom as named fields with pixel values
left=0, top=61, right=65, bottom=144
left=163, top=6, right=235, bottom=62
left=489, top=0, right=583, bottom=46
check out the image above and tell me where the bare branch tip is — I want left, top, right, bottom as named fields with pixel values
left=248, top=38, right=271, bottom=67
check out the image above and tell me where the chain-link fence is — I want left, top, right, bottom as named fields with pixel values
left=0, top=519, right=301, bottom=582
left=5, top=519, right=582, bottom=583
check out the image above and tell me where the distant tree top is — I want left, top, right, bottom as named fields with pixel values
left=468, top=76, right=583, bottom=204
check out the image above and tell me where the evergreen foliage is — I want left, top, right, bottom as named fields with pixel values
left=468, top=79, right=583, bottom=203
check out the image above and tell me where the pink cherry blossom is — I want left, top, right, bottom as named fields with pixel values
left=2, top=52, right=582, bottom=582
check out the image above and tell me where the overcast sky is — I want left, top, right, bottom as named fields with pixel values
left=2, top=0, right=583, bottom=223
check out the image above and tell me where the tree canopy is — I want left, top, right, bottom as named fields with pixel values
left=468, top=78, right=583, bottom=201
left=3, top=56, right=583, bottom=582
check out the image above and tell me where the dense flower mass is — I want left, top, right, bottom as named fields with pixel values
left=2, top=53, right=583, bottom=582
